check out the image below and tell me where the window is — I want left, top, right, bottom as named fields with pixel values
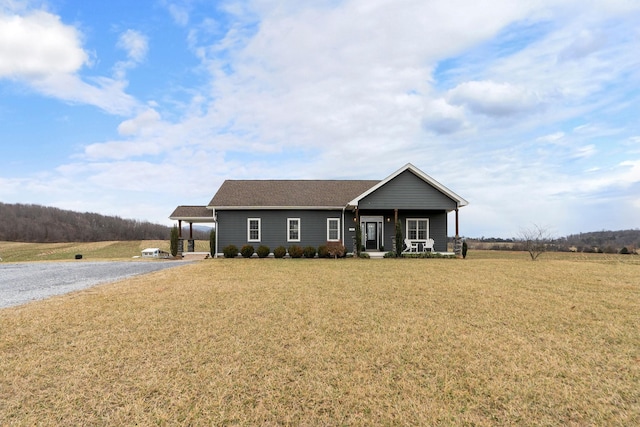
left=406, top=219, right=428, bottom=240
left=247, top=218, right=261, bottom=242
left=327, top=218, right=340, bottom=241
left=287, top=218, right=300, bottom=242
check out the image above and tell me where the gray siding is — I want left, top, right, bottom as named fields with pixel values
left=359, top=170, right=457, bottom=210
left=217, top=207, right=450, bottom=254
left=217, top=209, right=345, bottom=253
left=397, top=211, right=448, bottom=252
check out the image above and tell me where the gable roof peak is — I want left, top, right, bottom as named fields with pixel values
left=348, top=163, right=469, bottom=208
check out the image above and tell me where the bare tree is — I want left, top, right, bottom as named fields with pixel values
left=518, top=224, right=553, bottom=260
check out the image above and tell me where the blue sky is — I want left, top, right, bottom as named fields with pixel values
left=1, top=0, right=639, bottom=238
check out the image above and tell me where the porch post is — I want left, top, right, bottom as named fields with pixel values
left=178, top=220, right=182, bottom=238
left=188, top=222, right=194, bottom=252
left=454, top=207, right=462, bottom=257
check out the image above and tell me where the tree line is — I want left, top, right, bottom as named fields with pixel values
left=0, top=202, right=209, bottom=243
left=464, top=228, right=640, bottom=254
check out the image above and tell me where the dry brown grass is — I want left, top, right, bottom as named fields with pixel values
left=1, top=255, right=638, bottom=425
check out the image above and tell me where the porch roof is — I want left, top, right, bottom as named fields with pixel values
left=169, top=205, right=213, bottom=221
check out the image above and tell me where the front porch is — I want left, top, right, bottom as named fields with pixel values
left=352, top=207, right=462, bottom=256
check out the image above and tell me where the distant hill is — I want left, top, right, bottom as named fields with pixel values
left=0, top=202, right=210, bottom=243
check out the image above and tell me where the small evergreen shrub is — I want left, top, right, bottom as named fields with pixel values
left=619, top=246, right=630, bottom=255
left=223, top=244, right=238, bottom=258
left=354, top=222, right=362, bottom=257
left=384, top=251, right=397, bottom=258
left=303, top=246, right=317, bottom=258
left=359, top=252, right=370, bottom=259
left=170, top=225, right=180, bottom=257
left=288, top=245, right=304, bottom=258
left=273, top=246, right=287, bottom=258
left=462, top=241, right=468, bottom=259
left=240, top=244, right=254, bottom=258
left=317, top=245, right=329, bottom=258
left=256, top=245, right=270, bottom=258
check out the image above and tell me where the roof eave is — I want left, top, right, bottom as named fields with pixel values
left=208, top=205, right=347, bottom=210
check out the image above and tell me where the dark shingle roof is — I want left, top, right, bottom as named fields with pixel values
left=207, top=180, right=379, bottom=208
left=169, top=205, right=212, bottom=219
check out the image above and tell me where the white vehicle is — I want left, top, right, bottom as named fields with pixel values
left=141, top=248, right=170, bottom=258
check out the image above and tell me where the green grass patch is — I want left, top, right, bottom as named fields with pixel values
left=0, top=240, right=211, bottom=262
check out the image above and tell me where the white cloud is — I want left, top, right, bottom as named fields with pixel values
left=0, top=10, right=88, bottom=79
left=117, top=29, right=148, bottom=63
left=114, top=29, right=148, bottom=80
left=167, top=3, right=190, bottom=26
left=422, top=98, right=469, bottom=135
left=447, top=80, right=542, bottom=116
left=118, top=108, right=161, bottom=136
left=536, top=132, right=565, bottom=144
left=572, top=144, right=596, bottom=159
left=0, top=8, right=140, bottom=115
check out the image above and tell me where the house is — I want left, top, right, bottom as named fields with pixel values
left=169, top=163, right=468, bottom=256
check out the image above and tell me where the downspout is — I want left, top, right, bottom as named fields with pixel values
left=341, top=206, right=346, bottom=247
left=212, top=209, right=218, bottom=258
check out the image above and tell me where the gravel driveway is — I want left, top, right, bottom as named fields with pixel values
left=0, top=261, right=191, bottom=309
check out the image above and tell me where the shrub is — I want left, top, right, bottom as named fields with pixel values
left=170, top=225, right=180, bottom=257
left=256, top=245, right=270, bottom=258
left=462, top=240, right=468, bottom=259
left=273, top=246, right=287, bottom=258
left=288, top=245, right=303, bottom=258
left=327, top=241, right=346, bottom=258
left=223, top=244, right=238, bottom=258
left=317, top=245, right=329, bottom=258
left=240, top=244, right=254, bottom=258
left=354, top=222, right=362, bottom=256
left=619, top=246, right=630, bottom=255
left=303, top=246, right=316, bottom=258
left=359, top=252, right=370, bottom=259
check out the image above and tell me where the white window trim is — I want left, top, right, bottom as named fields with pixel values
left=406, top=218, right=429, bottom=241
left=327, top=218, right=340, bottom=241
left=287, top=218, right=301, bottom=242
left=247, top=218, right=261, bottom=242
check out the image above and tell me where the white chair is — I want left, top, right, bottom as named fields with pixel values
left=423, top=238, right=435, bottom=252
left=404, top=238, right=419, bottom=253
